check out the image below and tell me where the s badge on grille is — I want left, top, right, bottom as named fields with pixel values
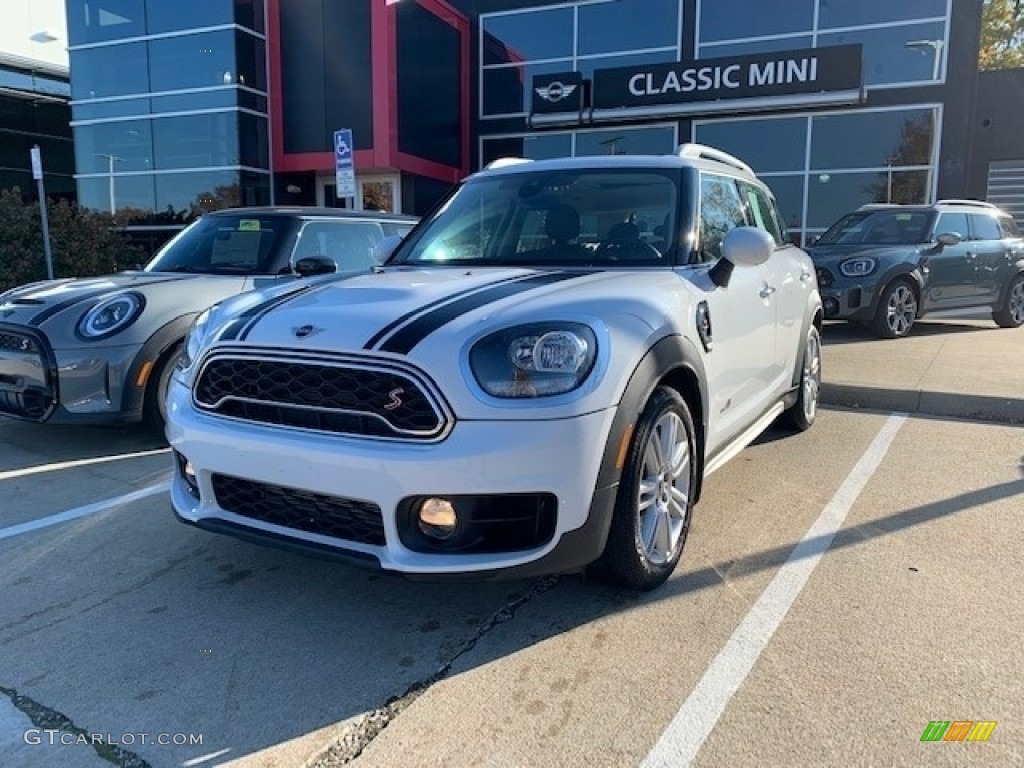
left=383, top=388, right=404, bottom=411
left=292, top=324, right=322, bottom=339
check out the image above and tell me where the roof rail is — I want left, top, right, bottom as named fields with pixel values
left=677, top=143, right=754, bottom=175
left=485, top=157, right=533, bottom=170
left=857, top=203, right=903, bottom=210
left=934, top=199, right=998, bottom=209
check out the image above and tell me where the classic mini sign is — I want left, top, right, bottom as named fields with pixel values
left=530, top=44, right=863, bottom=124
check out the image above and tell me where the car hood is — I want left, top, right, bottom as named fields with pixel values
left=0, top=271, right=250, bottom=347
left=212, top=266, right=672, bottom=355
left=807, top=244, right=921, bottom=265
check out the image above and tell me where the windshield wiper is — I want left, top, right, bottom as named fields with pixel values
left=157, top=265, right=200, bottom=273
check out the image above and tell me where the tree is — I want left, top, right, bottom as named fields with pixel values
left=979, top=0, right=1024, bottom=70
left=0, top=188, right=143, bottom=292
left=863, top=116, right=932, bottom=204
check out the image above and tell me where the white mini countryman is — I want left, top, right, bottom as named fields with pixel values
left=167, top=144, right=822, bottom=590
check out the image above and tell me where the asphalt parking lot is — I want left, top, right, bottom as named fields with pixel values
left=1, top=315, right=1022, bottom=768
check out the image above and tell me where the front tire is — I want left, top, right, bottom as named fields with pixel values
left=993, top=273, right=1024, bottom=328
left=782, top=325, right=821, bottom=431
left=589, top=387, right=698, bottom=591
left=872, top=279, right=918, bottom=338
left=143, top=342, right=182, bottom=433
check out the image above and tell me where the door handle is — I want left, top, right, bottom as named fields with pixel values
left=800, top=268, right=813, bottom=282
left=965, top=252, right=977, bottom=260
left=759, top=284, right=777, bottom=299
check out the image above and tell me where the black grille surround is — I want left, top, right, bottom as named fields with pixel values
left=0, top=325, right=57, bottom=421
left=193, top=350, right=451, bottom=441
left=212, top=474, right=386, bottom=546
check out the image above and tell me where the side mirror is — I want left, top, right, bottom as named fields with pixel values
left=372, top=235, right=403, bottom=264
left=710, top=227, right=775, bottom=288
left=293, top=256, right=337, bottom=277
left=936, top=232, right=962, bottom=247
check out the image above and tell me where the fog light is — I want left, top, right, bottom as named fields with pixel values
left=417, top=497, right=457, bottom=539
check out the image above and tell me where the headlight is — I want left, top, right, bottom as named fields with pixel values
left=177, top=307, right=214, bottom=372
left=469, top=322, right=598, bottom=398
left=77, top=293, right=144, bottom=339
left=839, top=258, right=877, bottom=278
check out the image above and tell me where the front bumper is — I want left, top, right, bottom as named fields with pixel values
left=0, top=322, right=144, bottom=424
left=816, top=273, right=879, bottom=323
left=166, top=378, right=620, bottom=578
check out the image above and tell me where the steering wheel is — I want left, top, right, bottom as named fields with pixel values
left=595, top=239, right=663, bottom=262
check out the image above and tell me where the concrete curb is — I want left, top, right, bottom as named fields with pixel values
left=821, top=382, right=1024, bottom=425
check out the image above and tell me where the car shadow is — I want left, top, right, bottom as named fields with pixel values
left=0, top=420, right=166, bottom=473
left=820, top=318, right=994, bottom=345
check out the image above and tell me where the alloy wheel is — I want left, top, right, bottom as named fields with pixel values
left=802, top=330, right=821, bottom=423
left=636, top=411, right=692, bottom=565
left=1011, top=281, right=1024, bottom=325
left=886, top=285, right=917, bottom=336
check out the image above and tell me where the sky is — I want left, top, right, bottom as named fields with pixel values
left=0, top=0, right=69, bottom=69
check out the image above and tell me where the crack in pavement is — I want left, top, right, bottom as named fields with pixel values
left=0, top=685, right=151, bottom=767
left=307, top=576, right=562, bottom=768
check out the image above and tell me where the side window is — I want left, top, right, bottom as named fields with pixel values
left=740, top=181, right=784, bottom=246
left=700, top=174, right=747, bottom=261
left=998, top=215, right=1021, bottom=238
left=292, top=221, right=385, bottom=272
left=934, top=212, right=969, bottom=240
left=970, top=214, right=1002, bottom=241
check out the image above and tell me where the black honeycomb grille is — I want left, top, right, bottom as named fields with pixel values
left=194, top=357, right=443, bottom=438
left=212, top=474, right=385, bottom=545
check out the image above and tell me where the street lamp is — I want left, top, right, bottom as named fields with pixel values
left=94, top=153, right=122, bottom=214
left=905, top=39, right=944, bottom=81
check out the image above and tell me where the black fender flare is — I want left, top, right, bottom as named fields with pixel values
left=121, top=313, right=199, bottom=414
left=588, top=333, right=710, bottom=530
left=869, top=263, right=925, bottom=317
left=789, top=302, right=824, bottom=389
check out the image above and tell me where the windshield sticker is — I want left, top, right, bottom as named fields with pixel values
left=895, top=214, right=913, bottom=221
left=238, top=220, right=261, bottom=231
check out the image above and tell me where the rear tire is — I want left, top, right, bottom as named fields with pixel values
left=589, top=387, right=697, bottom=591
left=993, top=273, right=1024, bottom=328
left=872, top=279, right=918, bottom=338
left=143, top=342, right=182, bottom=434
left=782, top=325, right=821, bottom=432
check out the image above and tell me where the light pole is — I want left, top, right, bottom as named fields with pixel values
left=905, top=39, right=944, bottom=82
left=94, top=153, right=122, bottom=214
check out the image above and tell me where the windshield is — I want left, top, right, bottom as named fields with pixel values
left=816, top=209, right=934, bottom=246
left=145, top=215, right=290, bottom=275
left=390, top=169, right=679, bottom=267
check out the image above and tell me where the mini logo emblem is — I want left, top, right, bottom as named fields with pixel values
left=383, top=388, right=405, bottom=411
left=535, top=81, right=577, bottom=103
left=292, top=324, right=322, bottom=339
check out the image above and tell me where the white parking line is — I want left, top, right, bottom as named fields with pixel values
left=642, top=412, right=908, bottom=768
left=0, top=448, right=171, bottom=482
left=0, top=483, right=170, bottom=541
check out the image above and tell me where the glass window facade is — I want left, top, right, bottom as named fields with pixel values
left=698, top=0, right=951, bottom=87
left=480, top=0, right=680, bottom=117
left=482, top=125, right=677, bottom=167
left=695, top=106, right=938, bottom=242
left=67, top=0, right=269, bottom=218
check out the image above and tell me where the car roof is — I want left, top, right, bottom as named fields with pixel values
left=207, top=206, right=419, bottom=222
left=472, top=143, right=760, bottom=183
left=856, top=200, right=1007, bottom=215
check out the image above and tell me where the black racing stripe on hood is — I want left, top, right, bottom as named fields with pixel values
left=378, top=271, right=592, bottom=356
left=26, top=277, right=187, bottom=327
left=363, top=272, right=539, bottom=351
left=217, top=286, right=316, bottom=342
left=235, top=282, right=335, bottom=342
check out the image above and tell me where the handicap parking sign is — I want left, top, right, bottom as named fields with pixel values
left=334, top=129, right=356, bottom=198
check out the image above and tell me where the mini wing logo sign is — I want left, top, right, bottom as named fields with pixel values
left=535, top=81, right=577, bottom=103
left=292, top=324, right=323, bottom=339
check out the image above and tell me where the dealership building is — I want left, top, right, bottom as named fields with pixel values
left=65, top=0, right=1023, bottom=241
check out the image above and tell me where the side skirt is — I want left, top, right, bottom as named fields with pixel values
left=704, top=400, right=786, bottom=478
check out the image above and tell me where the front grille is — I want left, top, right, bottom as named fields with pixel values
left=0, top=328, right=52, bottom=420
left=194, top=356, right=445, bottom=439
left=0, top=332, right=36, bottom=353
left=212, top=474, right=386, bottom=546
